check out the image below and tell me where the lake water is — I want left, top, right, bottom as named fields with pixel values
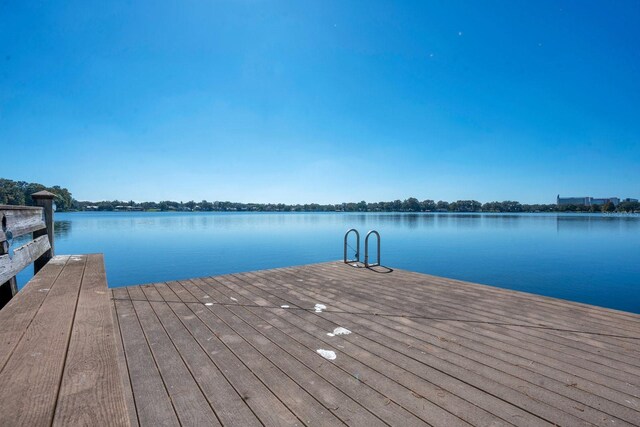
left=15, top=211, right=640, bottom=314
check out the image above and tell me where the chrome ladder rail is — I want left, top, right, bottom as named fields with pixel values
left=343, top=228, right=360, bottom=263
left=364, top=230, right=381, bottom=268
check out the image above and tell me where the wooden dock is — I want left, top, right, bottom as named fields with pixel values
left=111, top=261, right=640, bottom=427
left=1, top=256, right=639, bottom=426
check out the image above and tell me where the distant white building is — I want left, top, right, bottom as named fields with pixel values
left=556, top=196, right=590, bottom=206
left=556, top=195, right=620, bottom=207
left=590, top=197, right=620, bottom=206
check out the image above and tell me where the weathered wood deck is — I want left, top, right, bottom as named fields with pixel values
left=112, top=261, right=640, bottom=427
left=0, top=254, right=128, bottom=426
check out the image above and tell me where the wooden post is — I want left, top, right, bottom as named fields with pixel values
left=32, top=190, right=56, bottom=274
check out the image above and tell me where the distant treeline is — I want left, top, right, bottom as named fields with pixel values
left=2, top=178, right=638, bottom=213
left=0, top=178, right=74, bottom=210
left=74, top=198, right=640, bottom=213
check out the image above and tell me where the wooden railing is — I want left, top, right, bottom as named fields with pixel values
left=0, top=191, right=56, bottom=309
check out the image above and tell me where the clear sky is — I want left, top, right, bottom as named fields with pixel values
left=1, top=1, right=638, bottom=204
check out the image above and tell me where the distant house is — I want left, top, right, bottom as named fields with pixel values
left=114, top=205, right=143, bottom=211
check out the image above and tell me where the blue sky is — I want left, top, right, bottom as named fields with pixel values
left=1, top=1, right=638, bottom=204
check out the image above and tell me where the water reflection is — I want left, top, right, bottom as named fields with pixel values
left=14, top=211, right=640, bottom=314
left=555, top=214, right=640, bottom=234
left=54, top=220, right=72, bottom=239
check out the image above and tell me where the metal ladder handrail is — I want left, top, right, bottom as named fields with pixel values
left=343, top=228, right=360, bottom=263
left=364, top=230, right=381, bottom=268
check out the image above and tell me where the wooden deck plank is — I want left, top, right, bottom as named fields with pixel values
left=316, top=266, right=640, bottom=387
left=236, top=267, right=633, bottom=426
left=308, top=263, right=640, bottom=368
left=222, top=272, right=586, bottom=426
left=247, top=262, right=640, bottom=370
left=139, top=284, right=262, bottom=427
left=222, top=305, right=431, bottom=427
left=163, top=280, right=347, bottom=427
left=385, top=272, right=640, bottom=351
left=194, top=276, right=426, bottom=425
left=321, top=264, right=640, bottom=348
left=180, top=278, right=389, bottom=427
left=264, top=266, right=637, bottom=400
left=0, top=255, right=69, bottom=370
left=110, top=289, right=140, bottom=427
left=310, top=263, right=639, bottom=341
left=53, top=254, right=129, bottom=426
left=396, top=267, right=640, bottom=325
left=0, top=255, right=85, bottom=426
left=203, top=274, right=543, bottom=427
left=112, top=261, right=640, bottom=427
left=126, top=285, right=221, bottom=427
left=421, top=275, right=640, bottom=337
left=113, top=288, right=180, bottom=427
left=311, top=266, right=640, bottom=393
left=195, top=276, right=517, bottom=427
left=154, top=282, right=302, bottom=427
left=286, top=265, right=640, bottom=397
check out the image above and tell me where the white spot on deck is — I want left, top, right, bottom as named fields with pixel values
left=327, top=327, right=351, bottom=337
left=281, top=305, right=290, bottom=308
left=314, top=303, right=327, bottom=313
left=230, top=297, right=238, bottom=302
left=317, top=349, right=336, bottom=360
left=205, top=303, right=213, bottom=306
left=38, top=288, right=50, bottom=292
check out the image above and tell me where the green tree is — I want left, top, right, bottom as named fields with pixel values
left=403, top=197, right=420, bottom=212
left=436, top=200, right=449, bottom=211
left=601, top=202, right=616, bottom=213
left=617, top=201, right=639, bottom=212
left=0, top=178, right=74, bottom=210
left=420, top=199, right=436, bottom=211
left=0, top=179, right=26, bottom=205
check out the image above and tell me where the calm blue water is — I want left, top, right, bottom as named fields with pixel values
left=15, top=212, right=640, bottom=314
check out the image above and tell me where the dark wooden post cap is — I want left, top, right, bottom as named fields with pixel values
left=31, top=190, right=56, bottom=200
